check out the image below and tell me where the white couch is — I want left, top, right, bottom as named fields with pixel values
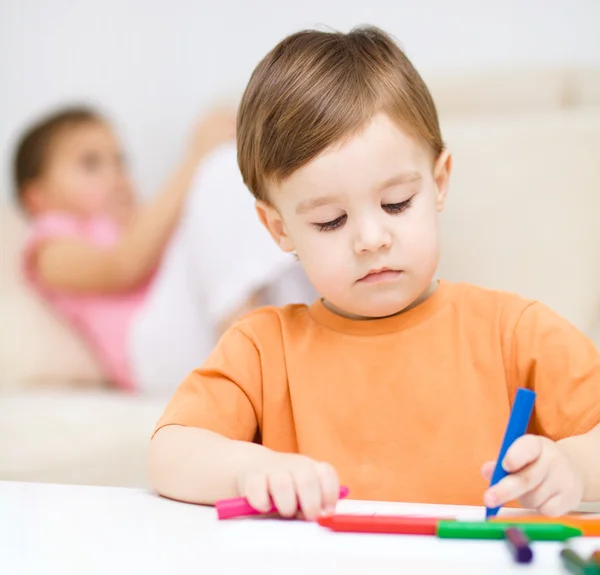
left=0, top=180, right=167, bottom=487
left=1, top=68, right=599, bottom=494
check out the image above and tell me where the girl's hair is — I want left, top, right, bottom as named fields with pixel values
left=13, top=106, right=103, bottom=203
left=237, top=26, right=444, bottom=202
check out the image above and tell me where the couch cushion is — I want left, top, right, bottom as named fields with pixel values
left=569, top=68, right=600, bottom=108
left=438, top=108, right=600, bottom=336
left=0, top=205, right=105, bottom=390
left=424, top=69, right=567, bottom=118
left=0, top=390, right=165, bottom=486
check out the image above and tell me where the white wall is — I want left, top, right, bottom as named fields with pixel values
left=1, top=0, right=599, bottom=201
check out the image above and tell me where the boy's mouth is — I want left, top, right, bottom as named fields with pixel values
left=358, top=268, right=403, bottom=283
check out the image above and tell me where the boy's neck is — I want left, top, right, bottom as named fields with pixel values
left=322, top=280, right=439, bottom=321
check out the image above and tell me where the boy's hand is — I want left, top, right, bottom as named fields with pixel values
left=237, top=452, right=340, bottom=521
left=481, top=435, right=585, bottom=516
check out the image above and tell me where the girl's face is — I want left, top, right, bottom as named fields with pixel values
left=24, top=121, right=136, bottom=224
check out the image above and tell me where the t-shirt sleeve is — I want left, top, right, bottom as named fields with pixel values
left=510, top=301, right=600, bottom=440
left=152, top=325, right=263, bottom=441
left=22, top=213, right=82, bottom=285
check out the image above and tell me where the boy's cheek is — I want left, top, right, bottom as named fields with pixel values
left=308, top=266, right=350, bottom=296
left=399, top=219, right=439, bottom=256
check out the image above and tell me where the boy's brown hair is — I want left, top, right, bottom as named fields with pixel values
left=237, top=26, right=444, bottom=202
left=13, top=106, right=103, bottom=204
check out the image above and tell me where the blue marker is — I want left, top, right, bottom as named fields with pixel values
left=485, top=387, right=536, bottom=519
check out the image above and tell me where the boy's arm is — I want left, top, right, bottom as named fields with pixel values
left=148, top=425, right=273, bottom=504
left=483, top=301, right=600, bottom=514
left=508, top=301, right=600, bottom=442
left=147, top=324, right=340, bottom=518
left=148, top=324, right=268, bottom=504
left=34, top=109, right=235, bottom=293
left=148, top=424, right=340, bottom=520
left=516, top=302, right=600, bottom=505
left=558, top=423, right=600, bottom=502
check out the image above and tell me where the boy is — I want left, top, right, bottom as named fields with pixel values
left=148, top=26, right=600, bottom=520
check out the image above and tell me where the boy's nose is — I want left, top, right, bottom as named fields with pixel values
left=353, top=221, right=392, bottom=254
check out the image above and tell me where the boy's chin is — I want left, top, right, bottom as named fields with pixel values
left=329, top=297, right=415, bottom=320
left=355, top=286, right=436, bottom=319
left=362, top=301, right=413, bottom=319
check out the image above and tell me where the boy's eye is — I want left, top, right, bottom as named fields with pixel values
left=313, top=214, right=347, bottom=232
left=311, top=197, right=413, bottom=232
left=383, top=197, right=413, bottom=214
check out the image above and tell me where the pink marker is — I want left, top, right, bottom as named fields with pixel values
left=215, top=485, right=350, bottom=520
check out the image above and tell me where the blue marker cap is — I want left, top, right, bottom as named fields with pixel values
left=485, top=387, right=536, bottom=519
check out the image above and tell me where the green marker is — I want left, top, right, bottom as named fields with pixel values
left=437, top=521, right=582, bottom=542
left=560, top=548, right=600, bottom=575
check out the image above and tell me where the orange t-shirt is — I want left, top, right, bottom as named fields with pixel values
left=153, top=281, right=600, bottom=505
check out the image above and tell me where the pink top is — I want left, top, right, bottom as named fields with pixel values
left=22, top=212, right=152, bottom=391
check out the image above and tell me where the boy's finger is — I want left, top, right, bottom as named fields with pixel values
left=484, top=455, right=549, bottom=508
left=293, top=470, right=322, bottom=521
left=518, top=480, right=561, bottom=513
left=480, top=461, right=496, bottom=481
left=268, top=471, right=298, bottom=518
left=537, top=492, right=568, bottom=517
left=243, top=473, right=271, bottom=513
left=316, top=462, right=340, bottom=513
left=502, top=435, right=543, bottom=473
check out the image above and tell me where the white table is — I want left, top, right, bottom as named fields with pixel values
left=1, top=481, right=599, bottom=574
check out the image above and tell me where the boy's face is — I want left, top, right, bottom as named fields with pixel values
left=24, top=122, right=135, bottom=224
left=258, top=113, right=451, bottom=318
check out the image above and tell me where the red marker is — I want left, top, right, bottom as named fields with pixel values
left=216, top=485, right=350, bottom=520
left=317, top=514, right=454, bottom=535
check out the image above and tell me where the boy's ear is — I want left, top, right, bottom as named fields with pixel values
left=433, top=149, right=452, bottom=212
left=255, top=200, right=295, bottom=252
